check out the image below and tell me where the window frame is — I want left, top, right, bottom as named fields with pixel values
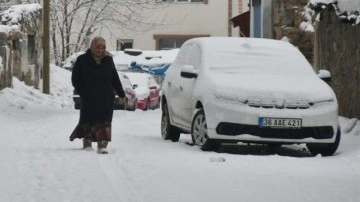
left=161, top=0, right=208, bottom=4
left=153, top=34, right=210, bottom=50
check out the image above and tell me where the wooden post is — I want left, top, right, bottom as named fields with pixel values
left=43, top=0, right=50, bottom=94
left=228, top=0, right=232, bottom=37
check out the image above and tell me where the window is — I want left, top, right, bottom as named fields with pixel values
left=162, top=0, right=206, bottom=3
left=153, top=34, right=210, bottom=50
left=27, top=35, right=35, bottom=65
left=117, top=39, right=133, bottom=51
left=159, top=38, right=187, bottom=50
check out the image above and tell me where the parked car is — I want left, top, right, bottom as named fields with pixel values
left=72, top=71, right=137, bottom=111
left=125, top=72, right=161, bottom=111
left=161, top=37, right=340, bottom=156
left=117, top=71, right=138, bottom=111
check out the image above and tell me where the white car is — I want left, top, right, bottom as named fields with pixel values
left=161, top=37, right=340, bottom=156
left=117, top=72, right=137, bottom=111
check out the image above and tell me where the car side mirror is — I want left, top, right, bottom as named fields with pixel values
left=180, top=65, right=198, bottom=79
left=132, top=84, right=138, bottom=89
left=317, top=69, right=332, bottom=82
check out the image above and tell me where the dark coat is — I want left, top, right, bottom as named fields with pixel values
left=71, top=49, right=125, bottom=125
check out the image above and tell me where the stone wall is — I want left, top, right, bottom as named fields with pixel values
left=315, top=9, right=360, bottom=118
left=273, top=0, right=315, bottom=65
left=273, top=1, right=360, bottom=118
left=0, top=31, right=12, bottom=89
left=0, top=3, right=42, bottom=90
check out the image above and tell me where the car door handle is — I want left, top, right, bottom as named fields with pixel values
left=168, top=81, right=172, bottom=86
left=180, top=86, right=183, bottom=92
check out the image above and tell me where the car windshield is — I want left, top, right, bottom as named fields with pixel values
left=204, top=39, right=315, bottom=75
left=209, top=51, right=314, bottom=75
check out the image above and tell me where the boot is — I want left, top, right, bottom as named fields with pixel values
left=83, top=138, right=92, bottom=150
left=97, top=140, right=108, bottom=154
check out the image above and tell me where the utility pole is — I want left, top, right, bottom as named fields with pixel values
left=43, top=0, right=50, bottom=94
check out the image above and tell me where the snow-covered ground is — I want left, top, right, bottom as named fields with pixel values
left=0, top=64, right=359, bottom=202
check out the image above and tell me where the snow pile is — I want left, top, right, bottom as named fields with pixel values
left=340, top=117, right=360, bottom=136
left=60, top=51, right=85, bottom=70
left=306, top=0, right=360, bottom=27
left=0, top=24, right=10, bottom=34
left=301, top=6, right=316, bottom=32
left=0, top=65, right=73, bottom=110
left=0, top=3, right=41, bottom=31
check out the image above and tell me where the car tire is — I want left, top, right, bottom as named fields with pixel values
left=123, top=98, right=128, bottom=111
left=161, top=103, right=180, bottom=142
left=191, top=109, right=221, bottom=151
left=306, top=127, right=341, bottom=156
left=132, top=100, right=137, bottom=111
left=147, top=98, right=151, bottom=110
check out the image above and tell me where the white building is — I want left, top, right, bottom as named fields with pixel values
left=97, top=0, right=250, bottom=51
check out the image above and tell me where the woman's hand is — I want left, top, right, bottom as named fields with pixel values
left=118, top=97, right=125, bottom=105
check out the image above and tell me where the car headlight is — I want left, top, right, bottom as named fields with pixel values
left=214, top=93, right=247, bottom=105
left=309, top=99, right=335, bottom=107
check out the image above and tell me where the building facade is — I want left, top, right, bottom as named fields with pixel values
left=97, top=0, right=249, bottom=51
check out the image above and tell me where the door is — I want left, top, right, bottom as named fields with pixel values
left=164, top=44, right=191, bottom=127
left=178, top=44, right=201, bottom=127
left=252, top=0, right=262, bottom=38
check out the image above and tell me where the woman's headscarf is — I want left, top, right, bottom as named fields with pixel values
left=90, top=36, right=106, bottom=63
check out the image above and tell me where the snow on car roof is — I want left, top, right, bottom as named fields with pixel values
left=187, top=37, right=315, bottom=75
left=125, top=72, right=155, bottom=100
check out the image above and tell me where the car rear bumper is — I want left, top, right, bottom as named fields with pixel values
left=137, top=100, right=147, bottom=110
left=205, top=102, right=339, bottom=144
left=72, top=96, right=125, bottom=110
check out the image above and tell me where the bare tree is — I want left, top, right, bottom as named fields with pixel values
left=50, top=0, right=170, bottom=66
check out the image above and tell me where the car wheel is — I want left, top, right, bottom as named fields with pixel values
left=147, top=98, right=151, bottom=110
left=306, top=127, right=341, bottom=156
left=133, top=100, right=138, bottom=111
left=123, top=98, right=128, bottom=111
left=191, top=109, right=221, bottom=151
left=161, top=103, right=180, bottom=142
left=157, top=97, right=161, bottom=109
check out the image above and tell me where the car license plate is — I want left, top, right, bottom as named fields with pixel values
left=259, top=117, right=302, bottom=129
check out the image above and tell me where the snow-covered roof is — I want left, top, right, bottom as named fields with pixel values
left=309, top=0, right=360, bottom=26
left=0, top=3, right=41, bottom=32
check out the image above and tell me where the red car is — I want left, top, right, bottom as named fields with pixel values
left=116, top=72, right=138, bottom=111
left=125, top=72, right=161, bottom=110
left=72, top=71, right=138, bottom=111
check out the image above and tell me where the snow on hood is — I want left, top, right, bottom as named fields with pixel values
left=210, top=72, right=335, bottom=103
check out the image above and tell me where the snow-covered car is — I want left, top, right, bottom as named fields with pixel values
left=72, top=71, right=137, bottom=111
left=161, top=37, right=340, bottom=156
left=126, top=72, right=161, bottom=111
left=116, top=71, right=137, bottom=111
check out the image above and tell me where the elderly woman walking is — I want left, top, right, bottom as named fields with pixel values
left=70, top=36, right=125, bottom=154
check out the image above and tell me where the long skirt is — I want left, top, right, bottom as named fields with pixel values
left=69, top=121, right=112, bottom=142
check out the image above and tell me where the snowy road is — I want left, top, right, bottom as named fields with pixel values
left=0, top=66, right=359, bottom=202
left=1, top=105, right=360, bottom=202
